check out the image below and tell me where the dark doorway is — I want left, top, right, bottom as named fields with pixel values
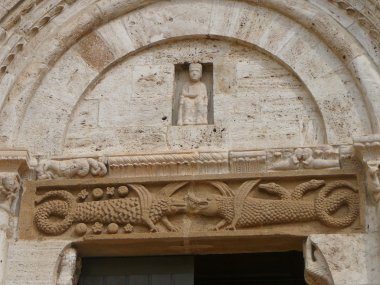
left=195, top=252, right=306, bottom=285
left=79, top=251, right=306, bottom=285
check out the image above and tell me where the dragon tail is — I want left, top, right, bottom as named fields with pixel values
left=34, top=190, right=76, bottom=235
left=315, top=181, right=359, bottom=228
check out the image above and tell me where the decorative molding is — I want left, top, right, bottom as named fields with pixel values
left=108, top=152, right=228, bottom=177
left=36, top=145, right=360, bottom=179
left=327, top=0, right=380, bottom=44
left=36, top=157, right=108, bottom=180
left=56, top=247, right=81, bottom=285
left=0, top=0, right=76, bottom=77
left=304, top=237, right=335, bottom=285
left=229, top=150, right=266, bottom=173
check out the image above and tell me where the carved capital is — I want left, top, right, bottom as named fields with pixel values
left=304, top=237, right=334, bottom=285
left=354, top=135, right=380, bottom=203
left=0, top=174, right=20, bottom=214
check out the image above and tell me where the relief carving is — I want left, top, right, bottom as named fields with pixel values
left=32, top=178, right=359, bottom=236
left=304, top=238, right=334, bottom=285
left=0, top=174, right=20, bottom=213
left=186, top=180, right=359, bottom=230
left=34, top=182, right=188, bottom=235
left=270, top=148, right=340, bottom=171
left=366, top=160, right=380, bottom=202
left=177, top=63, right=208, bottom=125
left=354, top=136, right=380, bottom=204
left=36, top=158, right=107, bottom=180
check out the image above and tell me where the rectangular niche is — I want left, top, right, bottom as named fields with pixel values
left=172, top=63, right=214, bottom=126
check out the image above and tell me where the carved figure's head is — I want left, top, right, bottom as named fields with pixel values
left=185, top=193, right=219, bottom=216
left=189, top=63, right=202, bottom=82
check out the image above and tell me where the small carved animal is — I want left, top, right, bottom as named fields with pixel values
left=186, top=180, right=359, bottom=230
left=36, top=158, right=107, bottom=179
left=34, top=183, right=187, bottom=235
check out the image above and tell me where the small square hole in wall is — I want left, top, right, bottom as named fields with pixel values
left=172, top=62, right=214, bottom=126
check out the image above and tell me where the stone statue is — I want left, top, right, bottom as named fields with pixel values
left=177, top=63, right=208, bottom=125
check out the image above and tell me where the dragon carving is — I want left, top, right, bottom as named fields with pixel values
left=34, top=182, right=188, bottom=235
left=186, top=179, right=359, bottom=230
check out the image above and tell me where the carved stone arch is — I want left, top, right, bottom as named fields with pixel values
left=0, top=0, right=376, bottom=156
left=0, top=1, right=379, bottom=284
left=0, top=0, right=380, bottom=154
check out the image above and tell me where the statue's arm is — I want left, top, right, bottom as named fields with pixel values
left=201, top=84, right=208, bottom=105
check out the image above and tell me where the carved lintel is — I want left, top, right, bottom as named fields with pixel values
left=354, top=135, right=380, bottom=203
left=304, top=237, right=335, bottom=285
left=30, top=177, right=360, bottom=237
left=56, top=247, right=81, bottom=285
left=0, top=174, right=20, bottom=214
left=36, top=157, right=107, bottom=180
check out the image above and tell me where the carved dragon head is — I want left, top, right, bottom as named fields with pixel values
left=185, top=193, right=220, bottom=216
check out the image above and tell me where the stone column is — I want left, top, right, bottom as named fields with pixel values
left=0, top=151, right=29, bottom=285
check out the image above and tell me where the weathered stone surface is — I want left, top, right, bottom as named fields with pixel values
left=0, top=0, right=380, bottom=284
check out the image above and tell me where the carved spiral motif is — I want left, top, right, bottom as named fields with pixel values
left=34, top=191, right=76, bottom=235
left=315, top=181, right=359, bottom=228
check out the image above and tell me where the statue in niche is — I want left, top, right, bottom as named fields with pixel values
left=177, top=63, right=208, bottom=125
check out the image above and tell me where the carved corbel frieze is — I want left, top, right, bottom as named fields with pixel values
left=268, top=146, right=340, bottom=171
left=304, top=237, right=334, bottom=285
left=36, top=157, right=107, bottom=180
left=354, top=135, right=380, bottom=204
left=56, top=247, right=81, bottom=285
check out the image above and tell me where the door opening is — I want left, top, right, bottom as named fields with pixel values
left=79, top=251, right=306, bottom=285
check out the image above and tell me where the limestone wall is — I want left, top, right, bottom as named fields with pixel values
left=1, top=0, right=380, bottom=284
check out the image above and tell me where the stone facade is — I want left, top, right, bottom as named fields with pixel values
left=1, top=0, right=380, bottom=284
